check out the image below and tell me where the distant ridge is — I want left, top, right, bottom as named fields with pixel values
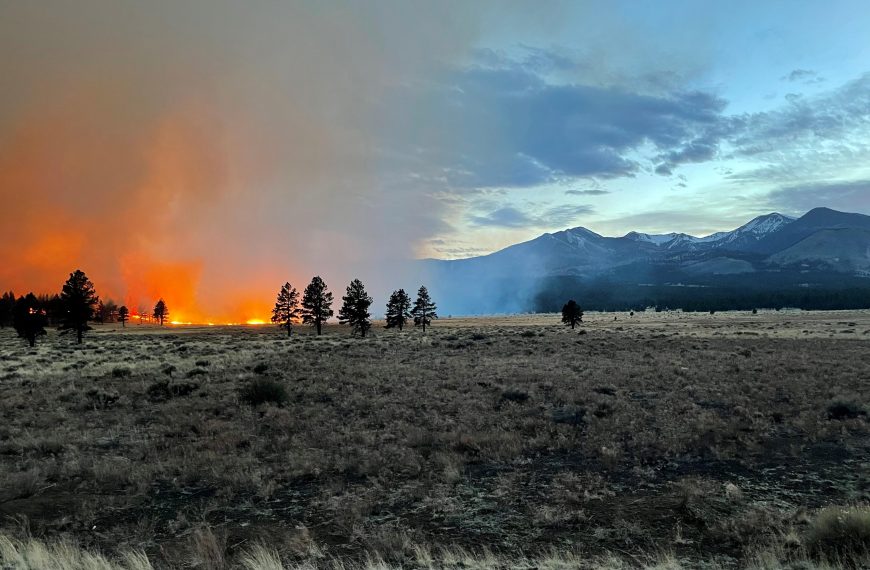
left=423, top=208, right=870, bottom=314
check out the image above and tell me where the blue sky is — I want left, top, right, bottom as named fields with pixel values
left=378, top=1, right=870, bottom=258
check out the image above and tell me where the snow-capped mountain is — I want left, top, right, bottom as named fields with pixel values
left=714, top=212, right=795, bottom=249
left=624, top=231, right=680, bottom=246
left=423, top=208, right=870, bottom=314
left=623, top=213, right=795, bottom=251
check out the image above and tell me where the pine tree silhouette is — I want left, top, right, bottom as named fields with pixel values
left=13, top=293, right=47, bottom=347
left=271, top=282, right=301, bottom=336
left=59, top=269, right=99, bottom=343
left=338, top=278, right=373, bottom=337
left=0, top=291, right=15, bottom=328
left=153, top=299, right=169, bottom=325
left=118, top=306, right=129, bottom=327
left=384, top=289, right=411, bottom=331
left=301, top=276, right=334, bottom=335
left=561, top=300, right=583, bottom=329
left=411, top=286, right=438, bottom=332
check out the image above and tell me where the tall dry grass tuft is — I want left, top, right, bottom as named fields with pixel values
left=190, top=526, right=227, bottom=570
left=0, top=535, right=153, bottom=570
left=239, top=543, right=284, bottom=570
left=805, top=505, right=870, bottom=563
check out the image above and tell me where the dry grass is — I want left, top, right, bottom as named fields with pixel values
left=0, top=311, right=868, bottom=568
left=2, top=534, right=869, bottom=569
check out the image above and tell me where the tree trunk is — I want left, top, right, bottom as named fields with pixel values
left=77, top=326, right=83, bottom=343
left=316, top=320, right=322, bottom=335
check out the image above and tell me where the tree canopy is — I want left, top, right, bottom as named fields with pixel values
left=338, top=278, right=373, bottom=337
left=301, top=276, right=334, bottom=335
left=411, top=286, right=437, bottom=332
left=153, top=299, right=169, bottom=326
left=561, top=299, right=583, bottom=329
left=385, top=289, right=412, bottom=331
left=271, top=282, right=301, bottom=336
left=117, top=306, right=129, bottom=327
left=59, top=269, right=99, bottom=343
left=13, top=293, right=47, bottom=347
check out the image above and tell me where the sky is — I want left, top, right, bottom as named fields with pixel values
left=2, top=1, right=870, bottom=321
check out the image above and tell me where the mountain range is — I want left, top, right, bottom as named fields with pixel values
left=424, top=207, right=870, bottom=314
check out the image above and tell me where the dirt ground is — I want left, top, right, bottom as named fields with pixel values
left=0, top=310, right=868, bottom=568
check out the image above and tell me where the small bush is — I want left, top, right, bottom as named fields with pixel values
left=806, top=506, right=870, bottom=560
left=186, top=368, right=208, bottom=378
left=500, top=390, right=529, bottom=403
left=195, top=359, right=210, bottom=367
left=470, top=333, right=487, bottom=341
left=520, top=330, right=536, bottom=338
left=827, top=398, right=867, bottom=420
left=147, top=379, right=200, bottom=402
left=85, top=388, right=119, bottom=409
left=551, top=406, right=586, bottom=426
left=241, top=378, right=289, bottom=407
left=253, top=363, right=269, bottom=375
left=111, top=367, right=132, bottom=378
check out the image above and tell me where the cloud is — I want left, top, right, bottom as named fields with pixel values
left=544, top=204, right=596, bottom=225
left=469, top=204, right=593, bottom=228
left=781, top=69, right=824, bottom=84
left=469, top=206, right=533, bottom=228
left=565, top=189, right=610, bottom=196
left=766, top=180, right=870, bottom=215
left=381, top=51, right=729, bottom=188
left=725, top=73, right=870, bottom=183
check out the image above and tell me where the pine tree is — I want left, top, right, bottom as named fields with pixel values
left=153, top=298, right=169, bottom=325
left=561, top=300, right=583, bottom=329
left=118, top=306, right=129, bottom=327
left=13, top=293, right=47, bottom=347
left=301, top=276, right=333, bottom=335
left=384, top=289, right=411, bottom=331
left=338, top=278, right=373, bottom=337
left=411, top=286, right=437, bottom=332
left=0, top=291, right=15, bottom=328
left=103, top=300, right=119, bottom=323
left=271, top=282, right=301, bottom=336
left=59, top=269, right=99, bottom=343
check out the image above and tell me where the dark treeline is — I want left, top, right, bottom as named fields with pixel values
left=532, top=276, right=870, bottom=313
left=270, top=277, right=438, bottom=337
left=1, top=268, right=168, bottom=347
left=4, top=270, right=441, bottom=348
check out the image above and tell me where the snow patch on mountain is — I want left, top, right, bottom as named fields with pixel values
left=624, top=231, right=679, bottom=245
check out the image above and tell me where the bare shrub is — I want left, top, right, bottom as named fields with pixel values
left=806, top=506, right=870, bottom=562
left=240, top=378, right=289, bottom=407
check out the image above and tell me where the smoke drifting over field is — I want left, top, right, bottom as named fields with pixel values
left=0, top=2, right=481, bottom=321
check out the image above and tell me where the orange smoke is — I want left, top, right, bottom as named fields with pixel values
left=0, top=79, right=280, bottom=324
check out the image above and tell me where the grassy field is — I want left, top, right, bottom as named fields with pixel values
left=0, top=310, right=868, bottom=569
